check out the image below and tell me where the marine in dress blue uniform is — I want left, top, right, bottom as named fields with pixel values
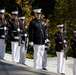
left=70, top=31, right=76, bottom=75
left=19, top=16, right=28, bottom=64
left=9, top=11, right=21, bottom=63
left=0, top=9, right=8, bottom=59
left=54, top=24, right=66, bottom=75
left=29, top=9, right=47, bottom=69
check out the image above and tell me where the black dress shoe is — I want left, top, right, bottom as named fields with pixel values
left=42, top=68, right=47, bottom=70
left=61, top=73, right=65, bottom=75
left=23, top=64, right=27, bottom=66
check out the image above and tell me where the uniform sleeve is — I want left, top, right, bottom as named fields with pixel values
left=54, top=33, right=61, bottom=45
left=54, top=34, right=57, bottom=44
left=54, top=33, right=64, bottom=50
left=44, top=25, right=48, bottom=40
left=8, top=20, right=15, bottom=38
left=28, top=21, right=33, bottom=42
left=70, top=39, right=75, bottom=50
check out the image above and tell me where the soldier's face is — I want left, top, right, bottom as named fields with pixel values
left=20, top=19, right=24, bottom=24
left=12, top=15, right=18, bottom=20
left=34, top=12, right=41, bottom=19
left=0, top=13, right=4, bottom=18
left=0, top=14, right=2, bottom=18
left=58, top=28, right=63, bottom=33
left=74, top=33, right=76, bottom=37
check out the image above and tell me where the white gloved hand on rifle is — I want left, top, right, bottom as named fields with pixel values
left=29, top=42, right=34, bottom=46
left=45, top=39, right=50, bottom=43
left=64, top=40, right=67, bottom=43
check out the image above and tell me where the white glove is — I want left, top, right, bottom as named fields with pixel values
left=25, top=34, right=27, bottom=37
left=25, top=26, right=28, bottom=28
left=64, top=40, right=67, bottom=43
left=45, top=39, right=50, bottom=43
left=22, top=41, right=25, bottom=44
left=4, top=26, right=7, bottom=30
left=46, top=39, right=50, bottom=43
left=17, top=28, right=20, bottom=32
left=29, top=42, right=34, bottom=46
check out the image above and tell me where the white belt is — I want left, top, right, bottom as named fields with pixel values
left=1, top=35, right=5, bottom=38
left=14, top=37, right=19, bottom=39
left=13, top=31, right=16, bottom=32
left=21, top=34, right=23, bottom=36
left=0, top=27, right=3, bottom=29
left=21, top=34, right=27, bottom=37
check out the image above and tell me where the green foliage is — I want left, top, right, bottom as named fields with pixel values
left=50, top=0, right=76, bottom=57
left=54, top=0, right=76, bottom=31
left=26, top=51, right=33, bottom=59
left=15, top=0, right=34, bottom=26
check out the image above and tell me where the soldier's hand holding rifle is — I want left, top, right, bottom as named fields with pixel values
left=29, top=42, right=34, bottom=46
left=63, top=39, right=67, bottom=59
left=63, top=23, right=67, bottom=60
left=4, top=26, right=7, bottom=44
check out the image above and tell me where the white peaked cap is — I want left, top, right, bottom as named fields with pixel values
left=0, top=9, right=5, bottom=14
left=74, top=31, right=76, bottom=34
left=33, top=9, right=42, bottom=13
left=11, top=11, right=18, bottom=15
left=19, top=16, right=25, bottom=20
left=57, top=24, right=64, bottom=28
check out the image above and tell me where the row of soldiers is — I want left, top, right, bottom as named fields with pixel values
left=29, top=9, right=76, bottom=75
left=0, top=7, right=76, bottom=75
left=0, top=8, right=28, bottom=65
left=0, top=8, right=50, bottom=71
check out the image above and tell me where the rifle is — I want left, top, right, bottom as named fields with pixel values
left=63, top=23, right=67, bottom=60
left=4, top=25, right=7, bottom=44
left=16, top=19, right=22, bottom=46
left=16, top=7, right=22, bottom=46
left=25, top=34, right=28, bottom=50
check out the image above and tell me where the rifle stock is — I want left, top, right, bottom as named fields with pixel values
left=25, top=35, right=28, bottom=50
